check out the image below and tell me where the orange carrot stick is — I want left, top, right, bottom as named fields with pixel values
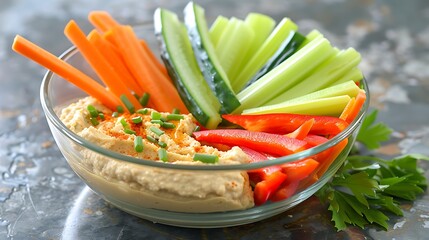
left=87, top=30, right=144, bottom=96
left=339, top=97, right=356, bottom=121
left=12, top=35, right=120, bottom=110
left=286, top=118, right=315, bottom=140
left=316, top=138, right=348, bottom=178
left=140, top=40, right=169, bottom=78
left=64, top=20, right=142, bottom=112
left=88, top=11, right=120, bottom=32
left=345, top=90, right=366, bottom=123
left=108, top=25, right=188, bottom=113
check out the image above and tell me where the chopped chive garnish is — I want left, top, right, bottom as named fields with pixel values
left=146, top=135, right=157, bottom=143
left=132, top=116, right=142, bottom=124
left=98, top=112, right=105, bottom=120
left=133, top=93, right=140, bottom=100
left=120, top=118, right=129, bottom=128
left=112, top=112, right=119, bottom=118
left=136, top=108, right=148, bottom=115
left=120, top=94, right=135, bottom=114
left=162, top=122, right=176, bottom=129
left=87, top=105, right=99, bottom=118
left=134, top=136, right=144, bottom=152
left=158, top=148, right=168, bottom=162
left=139, top=92, right=150, bottom=106
left=90, top=117, right=99, bottom=126
left=150, top=126, right=164, bottom=136
left=150, top=119, right=163, bottom=125
left=158, top=141, right=167, bottom=148
left=124, top=129, right=136, bottom=135
left=166, top=114, right=184, bottom=121
left=193, top=125, right=201, bottom=132
left=172, top=108, right=180, bottom=114
left=151, top=111, right=162, bottom=120
left=116, top=106, right=124, bottom=113
left=193, top=153, right=219, bottom=164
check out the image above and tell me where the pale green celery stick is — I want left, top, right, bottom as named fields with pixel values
left=232, top=18, right=298, bottom=92
left=280, top=80, right=361, bottom=104
left=235, top=37, right=335, bottom=113
left=266, top=47, right=361, bottom=104
left=242, top=95, right=351, bottom=117
left=298, top=30, right=324, bottom=50
left=331, top=67, right=363, bottom=85
left=215, top=18, right=254, bottom=80
left=229, top=13, right=276, bottom=83
left=209, top=15, right=229, bottom=47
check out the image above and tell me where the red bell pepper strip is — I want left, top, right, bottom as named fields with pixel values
left=193, top=129, right=307, bottom=156
left=281, top=158, right=319, bottom=181
left=253, top=170, right=287, bottom=205
left=270, top=180, right=300, bottom=202
left=303, top=134, right=329, bottom=147
left=222, top=113, right=349, bottom=136
left=241, top=146, right=282, bottom=183
left=285, top=118, right=315, bottom=140
left=270, top=158, right=319, bottom=202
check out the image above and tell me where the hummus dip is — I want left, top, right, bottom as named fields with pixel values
left=60, top=97, right=254, bottom=213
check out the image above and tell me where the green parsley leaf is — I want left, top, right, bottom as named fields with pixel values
left=316, top=110, right=429, bottom=231
left=332, top=171, right=379, bottom=207
left=356, top=110, right=393, bottom=149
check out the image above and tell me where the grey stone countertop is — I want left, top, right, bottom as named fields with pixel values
left=1, top=0, right=428, bottom=239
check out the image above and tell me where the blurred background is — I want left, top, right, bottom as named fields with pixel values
left=1, top=0, right=428, bottom=239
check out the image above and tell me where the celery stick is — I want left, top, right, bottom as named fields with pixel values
left=232, top=18, right=298, bottom=92
left=242, top=95, right=351, bottom=117
left=281, top=80, right=361, bottom=104
left=229, top=13, right=276, bottom=82
left=215, top=18, right=254, bottom=80
left=266, top=47, right=361, bottom=104
left=243, top=13, right=276, bottom=55
left=235, top=37, right=336, bottom=113
left=331, top=67, right=363, bottom=85
left=209, top=15, right=229, bottom=47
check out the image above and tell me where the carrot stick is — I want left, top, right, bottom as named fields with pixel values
left=12, top=35, right=120, bottom=110
left=107, top=25, right=188, bottom=113
left=286, top=118, right=315, bottom=140
left=88, top=11, right=120, bottom=32
left=345, top=90, right=366, bottom=123
left=140, top=40, right=169, bottom=79
left=87, top=30, right=144, bottom=96
left=316, top=138, right=348, bottom=178
left=64, top=20, right=142, bottom=112
left=339, top=97, right=356, bottom=121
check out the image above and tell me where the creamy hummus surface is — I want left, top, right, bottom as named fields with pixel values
left=60, top=97, right=255, bottom=212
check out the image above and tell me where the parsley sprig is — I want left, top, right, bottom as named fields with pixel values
left=316, top=110, right=429, bottom=231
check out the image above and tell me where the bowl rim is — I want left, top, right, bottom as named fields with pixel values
left=39, top=33, right=370, bottom=171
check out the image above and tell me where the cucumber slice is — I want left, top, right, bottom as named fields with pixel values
left=232, top=18, right=298, bottom=91
left=244, top=30, right=306, bottom=89
left=235, top=37, right=336, bottom=113
left=209, top=15, right=229, bottom=47
left=298, top=29, right=323, bottom=50
left=215, top=18, right=254, bottom=80
left=242, top=95, right=351, bottom=117
left=184, top=2, right=241, bottom=113
left=154, top=8, right=221, bottom=129
left=266, top=47, right=361, bottom=104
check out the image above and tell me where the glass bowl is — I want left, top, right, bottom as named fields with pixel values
left=40, top=24, right=369, bottom=228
